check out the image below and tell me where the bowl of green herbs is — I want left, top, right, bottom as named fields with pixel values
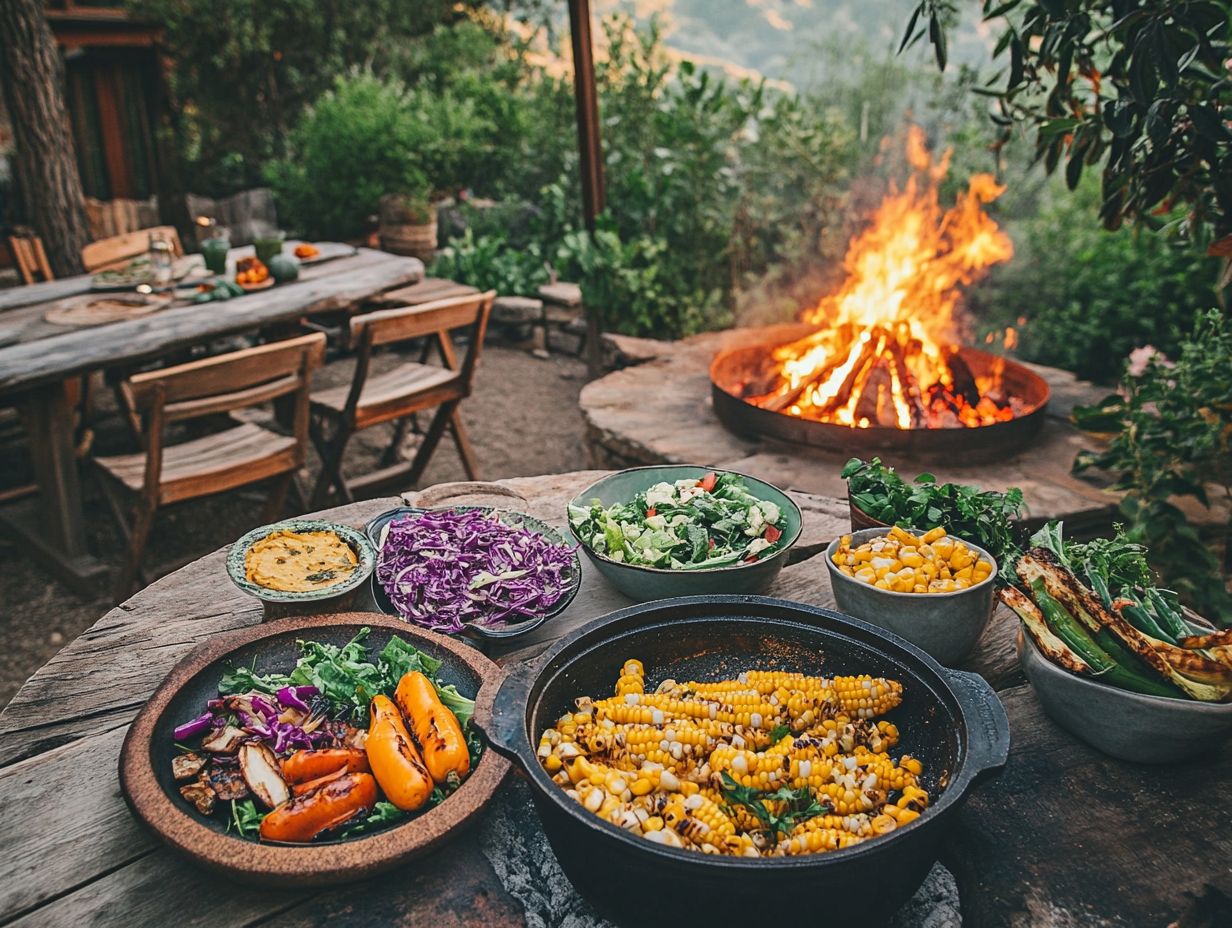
left=841, top=457, right=1026, bottom=569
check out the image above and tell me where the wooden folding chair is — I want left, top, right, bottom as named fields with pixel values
left=81, top=225, right=184, bottom=273
left=8, top=232, right=53, bottom=284
left=92, top=333, right=325, bottom=600
left=308, top=291, right=495, bottom=506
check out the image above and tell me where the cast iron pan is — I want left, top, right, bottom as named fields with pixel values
left=477, top=595, right=1009, bottom=926
left=119, top=612, right=509, bottom=887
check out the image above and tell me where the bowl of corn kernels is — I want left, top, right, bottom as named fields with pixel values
left=824, top=525, right=998, bottom=666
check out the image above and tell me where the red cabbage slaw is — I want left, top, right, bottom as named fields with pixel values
left=375, top=508, right=576, bottom=632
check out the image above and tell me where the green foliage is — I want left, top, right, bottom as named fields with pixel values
left=265, top=72, right=430, bottom=240
left=1073, top=310, right=1232, bottom=622
left=127, top=0, right=462, bottom=193
left=557, top=226, right=720, bottom=338
left=842, top=457, right=1027, bottom=569
left=907, top=0, right=1232, bottom=242
left=969, top=177, right=1223, bottom=383
left=430, top=228, right=549, bottom=297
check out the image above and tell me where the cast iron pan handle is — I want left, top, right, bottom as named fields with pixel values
left=472, top=663, right=536, bottom=767
left=944, top=669, right=1010, bottom=789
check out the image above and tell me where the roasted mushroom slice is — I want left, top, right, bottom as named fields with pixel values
left=201, top=725, right=246, bottom=754
left=171, top=751, right=207, bottom=782
left=239, top=743, right=291, bottom=808
left=179, top=777, right=217, bottom=815
left=207, top=764, right=251, bottom=801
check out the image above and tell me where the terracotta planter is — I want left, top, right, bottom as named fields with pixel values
left=847, top=489, right=890, bottom=533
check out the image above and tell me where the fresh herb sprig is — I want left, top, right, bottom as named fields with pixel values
left=842, top=457, right=1026, bottom=571
left=228, top=799, right=265, bottom=838
left=719, top=773, right=829, bottom=840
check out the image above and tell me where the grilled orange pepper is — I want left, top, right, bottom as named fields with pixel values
left=394, top=671, right=470, bottom=783
left=366, top=695, right=433, bottom=811
left=258, top=771, right=376, bottom=843
left=281, top=748, right=369, bottom=784
left=290, top=766, right=348, bottom=797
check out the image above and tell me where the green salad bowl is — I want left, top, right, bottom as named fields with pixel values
left=566, top=465, right=803, bottom=602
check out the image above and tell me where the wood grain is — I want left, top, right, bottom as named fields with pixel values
left=946, top=683, right=1232, bottom=927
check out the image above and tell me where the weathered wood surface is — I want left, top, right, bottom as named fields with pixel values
left=588, top=326, right=1121, bottom=532
left=0, top=246, right=421, bottom=393
left=0, top=471, right=1221, bottom=928
left=947, top=681, right=1232, bottom=928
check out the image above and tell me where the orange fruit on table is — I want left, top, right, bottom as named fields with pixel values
left=294, top=243, right=319, bottom=259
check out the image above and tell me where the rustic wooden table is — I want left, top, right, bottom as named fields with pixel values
left=1, top=471, right=1228, bottom=927
left=0, top=244, right=423, bottom=592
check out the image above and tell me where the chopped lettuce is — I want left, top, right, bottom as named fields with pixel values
left=569, top=472, right=788, bottom=570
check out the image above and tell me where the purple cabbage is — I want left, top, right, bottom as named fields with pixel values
left=173, top=712, right=214, bottom=742
left=275, top=685, right=318, bottom=713
left=375, top=509, right=576, bottom=633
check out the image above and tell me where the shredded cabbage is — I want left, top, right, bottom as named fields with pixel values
left=376, top=509, right=576, bottom=632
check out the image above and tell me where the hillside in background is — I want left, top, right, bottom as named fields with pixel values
left=592, top=0, right=994, bottom=90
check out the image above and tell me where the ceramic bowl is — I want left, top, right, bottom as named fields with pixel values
left=1018, top=630, right=1232, bottom=763
left=365, top=506, right=582, bottom=641
left=825, top=527, right=997, bottom=666
left=226, top=518, right=376, bottom=608
left=566, top=465, right=802, bottom=602
left=118, top=612, right=509, bottom=886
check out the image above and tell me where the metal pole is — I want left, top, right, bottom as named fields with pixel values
left=567, top=0, right=606, bottom=375
left=567, top=0, right=605, bottom=230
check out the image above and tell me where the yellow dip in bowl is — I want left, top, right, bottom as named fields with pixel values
left=243, top=529, right=358, bottom=593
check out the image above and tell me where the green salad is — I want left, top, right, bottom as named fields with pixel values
left=567, top=471, right=788, bottom=570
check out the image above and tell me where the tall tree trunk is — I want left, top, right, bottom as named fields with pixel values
left=0, top=0, right=90, bottom=277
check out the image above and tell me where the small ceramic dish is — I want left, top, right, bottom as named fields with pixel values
left=365, top=506, right=582, bottom=641
left=1018, top=630, right=1232, bottom=763
left=227, top=519, right=376, bottom=607
left=118, top=612, right=509, bottom=886
left=566, top=465, right=803, bottom=602
left=825, top=527, right=997, bottom=666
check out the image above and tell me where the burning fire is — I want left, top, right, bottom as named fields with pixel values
left=751, top=128, right=1017, bottom=429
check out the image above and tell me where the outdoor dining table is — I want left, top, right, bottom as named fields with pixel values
left=0, top=243, right=423, bottom=592
left=1, top=470, right=1227, bottom=927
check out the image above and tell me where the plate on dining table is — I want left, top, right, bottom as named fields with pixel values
left=90, top=256, right=206, bottom=291
left=118, top=611, right=510, bottom=887
left=44, top=291, right=173, bottom=327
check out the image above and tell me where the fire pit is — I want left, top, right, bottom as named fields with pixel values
left=711, top=128, right=1049, bottom=461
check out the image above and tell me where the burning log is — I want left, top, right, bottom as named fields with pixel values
left=946, top=350, right=982, bottom=408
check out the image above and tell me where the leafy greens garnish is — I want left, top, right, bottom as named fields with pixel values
left=719, top=773, right=829, bottom=840
left=842, top=457, right=1025, bottom=570
left=217, top=628, right=470, bottom=725
left=228, top=799, right=265, bottom=838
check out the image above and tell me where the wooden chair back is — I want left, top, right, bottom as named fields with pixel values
left=8, top=233, right=53, bottom=284
left=122, top=333, right=325, bottom=492
left=82, top=225, right=184, bottom=273
left=343, top=291, right=495, bottom=419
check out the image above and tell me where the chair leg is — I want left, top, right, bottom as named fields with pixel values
left=309, top=416, right=353, bottom=509
left=448, top=408, right=480, bottom=480
left=262, top=472, right=294, bottom=522
left=404, top=401, right=456, bottom=488
left=381, top=415, right=414, bottom=467
left=114, top=498, right=156, bottom=602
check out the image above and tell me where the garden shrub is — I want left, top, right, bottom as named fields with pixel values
left=430, top=228, right=550, bottom=297
left=969, top=178, right=1223, bottom=384
left=265, top=72, right=430, bottom=240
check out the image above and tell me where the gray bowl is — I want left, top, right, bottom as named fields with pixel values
left=1018, top=630, right=1232, bottom=763
left=567, top=465, right=803, bottom=602
left=825, top=527, right=996, bottom=666
left=226, top=518, right=376, bottom=610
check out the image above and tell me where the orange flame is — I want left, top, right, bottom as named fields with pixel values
left=761, top=127, right=1015, bottom=429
